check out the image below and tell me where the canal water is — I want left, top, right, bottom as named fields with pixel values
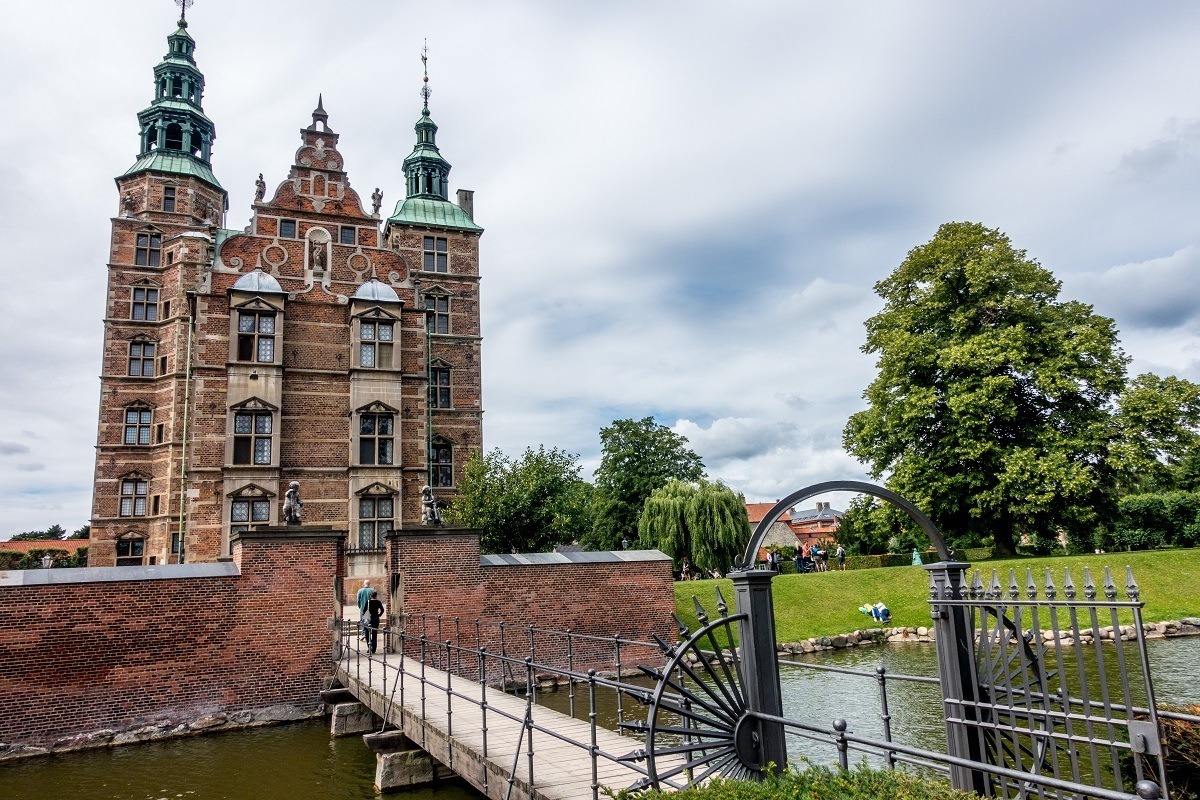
left=3, top=638, right=1197, bottom=799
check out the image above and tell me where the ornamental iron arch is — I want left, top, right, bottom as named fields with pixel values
left=737, top=479, right=951, bottom=569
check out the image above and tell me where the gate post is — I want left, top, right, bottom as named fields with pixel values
left=729, top=568, right=786, bottom=775
left=925, top=560, right=987, bottom=795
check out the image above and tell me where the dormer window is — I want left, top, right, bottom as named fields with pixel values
left=359, top=320, right=393, bottom=368
left=135, top=234, right=162, bottom=267
left=237, top=310, right=276, bottom=362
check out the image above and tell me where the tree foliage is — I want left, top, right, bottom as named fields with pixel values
left=446, top=446, right=593, bottom=555
left=1111, top=374, right=1200, bottom=493
left=844, top=222, right=1130, bottom=556
left=637, top=479, right=749, bottom=573
left=9, top=524, right=68, bottom=541
left=586, top=417, right=705, bottom=550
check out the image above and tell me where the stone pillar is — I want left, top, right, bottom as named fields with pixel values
left=363, top=730, right=452, bottom=791
left=330, top=702, right=375, bottom=737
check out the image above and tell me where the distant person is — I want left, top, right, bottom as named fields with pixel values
left=812, top=545, right=827, bottom=572
left=356, top=580, right=373, bottom=641
left=835, top=543, right=847, bottom=571
left=366, top=589, right=385, bottom=654
left=911, top=548, right=923, bottom=566
left=680, top=558, right=693, bottom=581
left=793, top=551, right=802, bottom=574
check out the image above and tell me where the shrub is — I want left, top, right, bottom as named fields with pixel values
left=628, top=764, right=974, bottom=800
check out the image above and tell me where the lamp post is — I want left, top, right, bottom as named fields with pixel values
left=41, top=554, right=53, bottom=570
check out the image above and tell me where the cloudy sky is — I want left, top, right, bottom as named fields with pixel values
left=3, top=1, right=1200, bottom=536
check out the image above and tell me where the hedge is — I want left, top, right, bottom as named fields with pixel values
left=628, top=764, right=974, bottom=800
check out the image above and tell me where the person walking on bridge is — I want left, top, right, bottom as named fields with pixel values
left=366, top=590, right=385, bottom=655
left=356, top=580, right=373, bottom=641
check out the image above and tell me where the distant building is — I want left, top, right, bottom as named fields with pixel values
left=0, top=539, right=88, bottom=558
left=790, top=501, right=843, bottom=547
left=746, top=502, right=795, bottom=562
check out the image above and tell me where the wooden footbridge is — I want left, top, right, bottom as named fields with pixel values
left=331, top=620, right=686, bottom=800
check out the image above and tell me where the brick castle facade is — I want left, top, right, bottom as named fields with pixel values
left=89, top=17, right=483, bottom=566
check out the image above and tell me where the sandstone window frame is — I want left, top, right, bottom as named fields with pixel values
left=116, top=533, right=146, bottom=566
left=131, top=284, right=160, bottom=321
left=355, top=402, right=397, bottom=466
left=355, top=483, right=397, bottom=549
left=352, top=308, right=400, bottom=370
left=162, top=186, right=176, bottom=213
left=123, top=404, right=153, bottom=446
left=430, top=434, right=454, bottom=488
left=340, top=225, right=356, bottom=245
left=228, top=398, right=278, bottom=468
left=279, top=218, right=297, bottom=239
left=424, top=288, right=451, bottom=335
left=119, top=475, right=149, bottom=517
left=135, top=232, right=163, bottom=267
left=127, top=337, right=157, bottom=377
left=423, top=235, right=448, bottom=273
left=429, top=360, right=452, bottom=409
left=226, top=483, right=276, bottom=536
left=229, top=297, right=283, bottom=365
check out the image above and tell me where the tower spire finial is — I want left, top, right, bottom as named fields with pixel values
left=420, top=40, right=431, bottom=114
left=174, top=0, right=194, bottom=26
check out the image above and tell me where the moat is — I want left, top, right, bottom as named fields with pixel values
left=4, top=637, right=1197, bottom=800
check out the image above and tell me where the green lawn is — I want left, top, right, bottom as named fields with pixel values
left=674, top=548, right=1200, bottom=644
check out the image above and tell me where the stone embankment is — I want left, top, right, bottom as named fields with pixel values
left=771, top=617, right=1200, bottom=658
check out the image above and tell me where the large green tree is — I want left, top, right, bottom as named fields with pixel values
left=843, top=222, right=1130, bottom=556
left=446, top=446, right=593, bottom=555
left=9, top=524, right=68, bottom=541
left=1111, top=373, right=1200, bottom=493
left=585, top=417, right=705, bottom=551
left=637, top=479, right=749, bottom=573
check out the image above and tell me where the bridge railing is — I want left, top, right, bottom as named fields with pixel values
left=338, top=619, right=668, bottom=800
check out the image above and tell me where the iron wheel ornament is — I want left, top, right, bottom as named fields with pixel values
left=619, top=590, right=763, bottom=790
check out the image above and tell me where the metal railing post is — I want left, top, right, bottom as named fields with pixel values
left=925, top=559, right=987, bottom=795
left=420, top=635, right=428, bottom=750
left=876, top=665, right=895, bottom=769
left=525, top=657, right=536, bottom=791
left=834, top=718, right=849, bottom=771
left=567, top=628, right=576, bottom=719
left=445, top=639, right=454, bottom=769
left=614, top=635, right=624, bottom=725
left=479, top=647, right=489, bottom=795
left=729, top=568, right=786, bottom=774
left=588, top=669, right=599, bottom=800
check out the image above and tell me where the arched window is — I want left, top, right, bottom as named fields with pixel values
left=165, top=124, right=183, bottom=150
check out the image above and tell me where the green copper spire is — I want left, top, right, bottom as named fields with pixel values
left=122, top=13, right=222, bottom=190
left=403, top=44, right=450, bottom=200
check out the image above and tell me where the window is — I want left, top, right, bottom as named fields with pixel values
left=429, top=367, right=451, bottom=408
left=135, top=234, right=162, bottom=267
left=163, top=299, right=171, bottom=318
left=359, top=413, right=395, bottom=465
left=358, top=496, right=394, bottom=548
left=128, top=341, right=156, bottom=376
left=425, top=295, right=449, bottom=334
left=236, top=310, right=276, bottom=362
left=423, top=236, right=448, bottom=272
left=359, top=320, right=394, bottom=368
left=233, top=411, right=273, bottom=465
left=171, top=531, right=183, bottom=558
left=430, top=437, right=453, bottom=487
left=119, top=479, right=148, bottom=517
left=231, top=496, right=271, bottom=533
left=124, top=408, right=152, bottom=445
left=279, top=219, right=297, bottom=238
left=132, top=287, right=159, bottom=320
left=116, top=537, right=146, bottom=567
left=340, top=226, right=356, bottom=245
left=162, top=187, right=176, bottom=213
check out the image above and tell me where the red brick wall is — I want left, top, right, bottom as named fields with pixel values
left=0, top=529, right=342, bottom=757
left=386, top=528, right=676, bottom=672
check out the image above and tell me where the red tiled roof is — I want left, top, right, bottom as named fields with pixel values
left=745, top=503, right=792, bottom=524
left=0, top=539, right=88, bottom=554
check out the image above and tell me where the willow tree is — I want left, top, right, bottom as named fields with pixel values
left=638, top=479, right=748, bottom=573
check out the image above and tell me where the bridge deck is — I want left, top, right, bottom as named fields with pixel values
left=336, top=641, right=680, bottom=800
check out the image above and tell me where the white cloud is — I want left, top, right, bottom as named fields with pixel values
left=4, top=1, right=1200, bottom=535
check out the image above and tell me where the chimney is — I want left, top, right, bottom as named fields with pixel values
left=456, top=189, right=475, bottom=220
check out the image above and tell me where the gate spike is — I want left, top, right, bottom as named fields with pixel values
left=693, top=596, right=710, bottom=626
left=1044, top=568, right=1057, bottom=600
left=618, top=749, right=648, bottom=763
left=971, top=570, right=985, bottom=600
left=1063, top=568, right=1076, bottom=600
left=714, top=585, right=729, bottom=616
left=1125, top=566, right=1140, bottom=601
left=929, top=572, right=940, bottom=602
left=626, top=777, right=654, bottom=792
left=671, top=613, right=691, bottom=639
left=988, top=569, right=1003, bottom=600
left=638, top=664, right=665, bottom=682
left=1026, top=568, right=1038, bottom=600
left=1103, top=566, right=1117, bottom=601
left=1083, top=567, right=1097, bottom=601
left=1008, top=568, right=1020, bottom=600
left=650, top=632, right=676, bottom=656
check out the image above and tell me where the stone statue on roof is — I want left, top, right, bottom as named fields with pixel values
left=371, top=187, right=383, bottom=216
left=254, top=173, right=266, bottom=202
left=283, top=481, right=303, bottom=525
left=420, top=485, right=442, bottom=526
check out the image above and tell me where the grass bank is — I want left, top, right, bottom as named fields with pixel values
left=673, top=548, right=1200, bottom=644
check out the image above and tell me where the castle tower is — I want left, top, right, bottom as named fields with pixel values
left=90, top=23, right=484, bottom=566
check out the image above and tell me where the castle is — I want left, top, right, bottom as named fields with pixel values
left=88, top=14, right=483, bottom=566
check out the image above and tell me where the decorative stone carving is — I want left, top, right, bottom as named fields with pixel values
left=283, top=481, right=303, bottom=526
left=254, top=173, right=266, bottom=202
left=371, top=187, right=383, bottom=216
left=420, top=485, right=442, bottom=526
